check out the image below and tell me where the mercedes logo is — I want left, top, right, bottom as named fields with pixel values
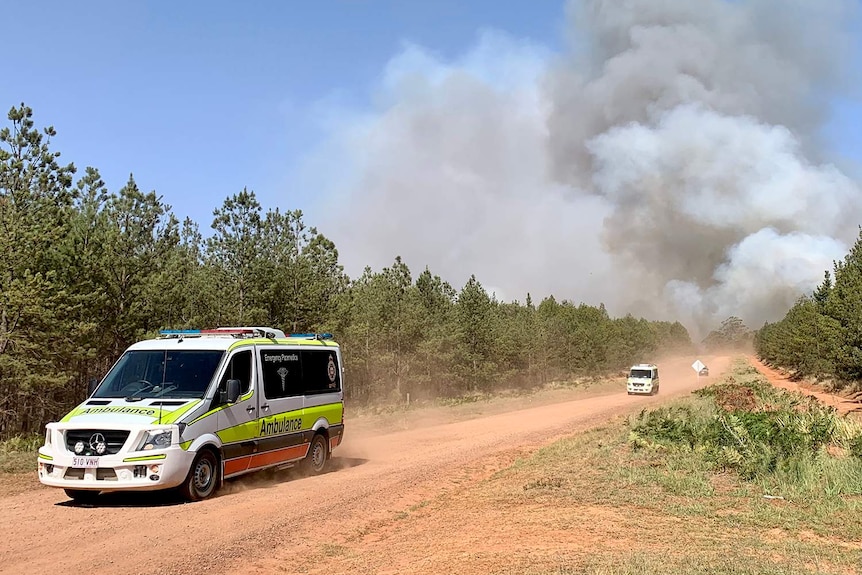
left=88, top=433, right=107, bottom=456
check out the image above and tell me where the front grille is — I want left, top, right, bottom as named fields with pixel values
left=65, top=430, right=130, bottom=455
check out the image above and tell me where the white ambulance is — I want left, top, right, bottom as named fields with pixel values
left=626, top=363, right=660, bottom=395
left=37, top=327, right=345, bottom=502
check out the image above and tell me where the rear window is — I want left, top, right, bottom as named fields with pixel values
left=629, top=369, right=654, bottom=379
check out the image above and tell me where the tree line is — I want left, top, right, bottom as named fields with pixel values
left=0, top=104, right=693, bottom=439
left=755, top=228, right=862, bottom=388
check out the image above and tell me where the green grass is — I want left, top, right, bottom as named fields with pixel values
left=492, top=546, right=860, bottom=575
left=481, top=359, right=862, bottom=574
left=628, top=359, right=862, bottom=500
left=0, top=434, right=42, bottom=474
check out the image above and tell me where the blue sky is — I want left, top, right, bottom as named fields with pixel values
left=2, top=0, right=860, bottom=242
left=1, top=1, right=566, bottom=228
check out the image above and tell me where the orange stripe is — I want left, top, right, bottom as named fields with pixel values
left=330, top=436, right=340, bottom=450
left=224, top=456, right=251, bottom=476
left=248, top=445, right=308, bottom=469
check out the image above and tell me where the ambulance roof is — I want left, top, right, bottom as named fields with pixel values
left=126, top=328, right=339, bottom=352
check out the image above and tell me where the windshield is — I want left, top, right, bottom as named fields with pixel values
left=93, top=349, right=225, bottom=400
left=629, top=369, right=653, bottom=379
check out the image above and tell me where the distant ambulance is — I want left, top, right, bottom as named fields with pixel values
left=37, top=327, right=344, bottom=502
left=626, top=363, right=660, bottom=396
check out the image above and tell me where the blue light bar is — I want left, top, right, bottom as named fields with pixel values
left=160, top=329, right=201, bottom=335
left=288, top=332, right=333, bottom=339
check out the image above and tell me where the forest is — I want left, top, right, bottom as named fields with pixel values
left=755, top=227, right=862, bottom=389
left=0, top=104, right=697, bottom=439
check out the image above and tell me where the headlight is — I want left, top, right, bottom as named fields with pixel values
left=138, top=430, right=173, bottom=451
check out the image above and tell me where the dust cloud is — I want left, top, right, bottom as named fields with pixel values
left=313, top=0, right=862, bottom=334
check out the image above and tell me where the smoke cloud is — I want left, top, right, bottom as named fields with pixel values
left=314, top=0, right=862, bottom=335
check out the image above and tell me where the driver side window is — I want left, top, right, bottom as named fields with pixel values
left=213, top=350, right=252, bottom=408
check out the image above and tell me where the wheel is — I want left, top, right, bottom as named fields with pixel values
left=64, top=489, right=100, bottom=504
left=180, top=449, right=220, bottom=501
left=302, top=433, right=328, bottom=475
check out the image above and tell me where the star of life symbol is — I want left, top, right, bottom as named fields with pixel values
left=277, top=367, right=289, bottom=392
left=327, top=356, right=337, bottom=383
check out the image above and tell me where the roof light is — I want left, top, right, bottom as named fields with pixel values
left=159, top=327, right=289, bottom=339
left=159, top=329, right=201, bottom=335
left=200, top=328, right=255, bottom=335
left=288, top=333, right=333, bottom=340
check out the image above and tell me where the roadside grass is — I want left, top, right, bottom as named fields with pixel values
left=484, top=359, right=862, bottom=574
left=0, top=433, right=42, bottom=474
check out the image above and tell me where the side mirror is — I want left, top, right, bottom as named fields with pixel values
left=87, top=378, right=100, bottom=396
left=226, top=379, right=242, bottom=404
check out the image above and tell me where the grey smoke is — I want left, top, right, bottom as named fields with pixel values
left=315, top=0, right=862, bottom=335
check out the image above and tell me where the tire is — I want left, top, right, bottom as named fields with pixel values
left=64, top=489, right=101, bottom=504
left=180, top=449, right=220, bottom=501
left=302, top=433, right=328, bottom=475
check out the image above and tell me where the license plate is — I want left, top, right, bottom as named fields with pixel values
left=72, top=456, right=100, bottom=468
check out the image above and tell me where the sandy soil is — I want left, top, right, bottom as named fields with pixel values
left=749, top=356, right=862, bottom=417
left=0, top=355, right=729, bottom=575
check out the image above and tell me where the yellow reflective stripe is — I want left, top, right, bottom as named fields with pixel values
left=180, top=440, right=193, bottom=450
left=217, top=420, right=259, bottom=443
left=60, top=405, right=86, bottom=423
left=61, top=399, right=206, bottom=425
left=227, top=338, right=340, bottom=351
left=158, top=399, right=202, bottom=424
left=188, top=406, right=221, bottom=426
left=123, top=454, right=167, bottom=462
left=38, top=453, right=53, bottom=461
left=188, top=388, right=256, bottom=426
left=190, top=402, right=344, bottom=446
left=303, top=402, right=343, bottom=426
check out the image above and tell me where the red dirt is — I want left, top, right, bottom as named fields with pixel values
left=0, top=355, right=731, bottom=575
left=748, top=356, right=862, bottom=417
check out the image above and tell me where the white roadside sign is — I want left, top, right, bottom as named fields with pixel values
left=692, top=360, right=705, bottom=373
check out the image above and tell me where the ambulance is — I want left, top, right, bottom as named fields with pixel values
left=626, top=363, right=660, bottom=395
left=37, top=327, right=345, bottom=502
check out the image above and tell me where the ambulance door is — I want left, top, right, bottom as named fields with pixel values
left=254, top=347, right=305, bottom=470
left=215, top=349, right=257, bottom=477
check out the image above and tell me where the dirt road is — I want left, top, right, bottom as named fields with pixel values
left=0, top=355, right=729, bottom=575
left=749, top=356, right=862, bottom=416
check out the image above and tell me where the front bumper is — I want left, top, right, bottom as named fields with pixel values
left=38, top=447, right=195, bottom=492
left=627, top=383, right=654, bottom=394
left=37, top=423, right=197, bottom=492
